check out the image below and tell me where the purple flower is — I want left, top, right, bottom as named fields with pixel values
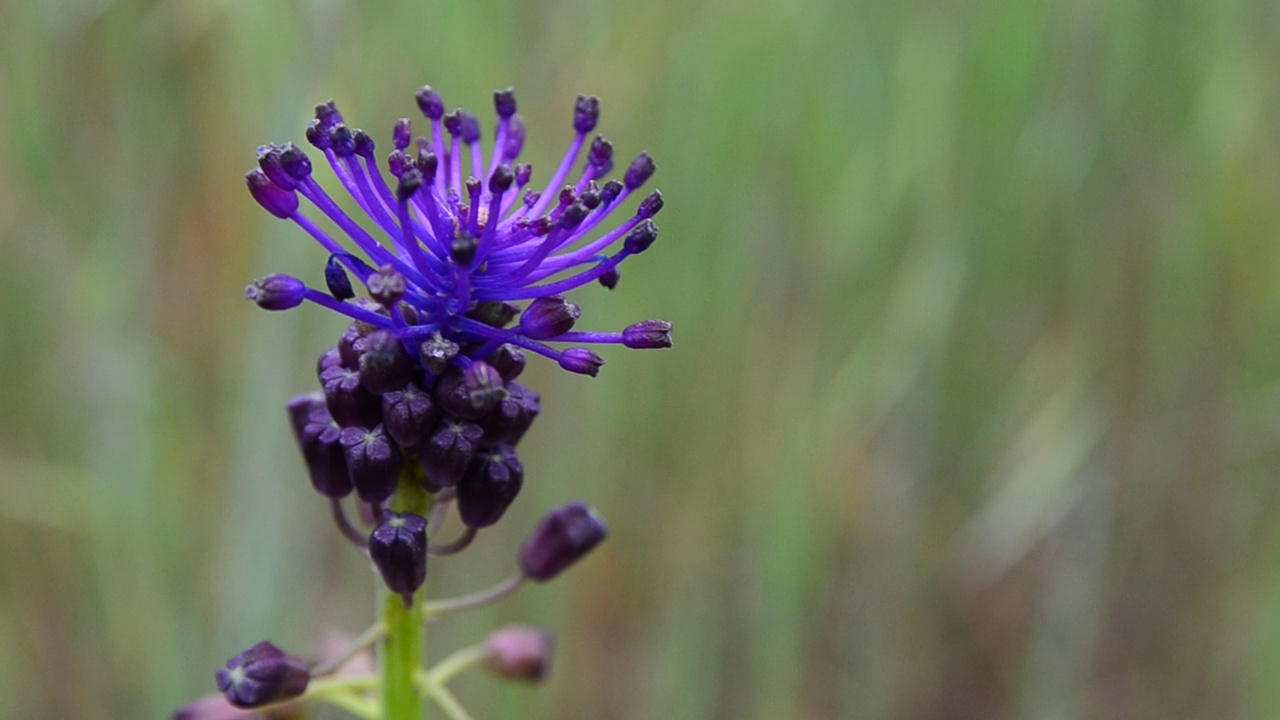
left=215, top=641, right=309, bottom=709
left=519, top=502, right=608, bottom=581
left=244, top=86, right=672, bottom=380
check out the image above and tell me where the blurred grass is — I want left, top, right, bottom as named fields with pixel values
left=1, top=0, right=1279, bottom=718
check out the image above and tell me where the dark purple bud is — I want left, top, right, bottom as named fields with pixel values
left=597, top=268, right=620, bottom=290
left=420, top=418, right=483, bottom=490
left=443, top=111, right=462, bottom=137
left=463, top=362, right=505, bottom=412
left=256, top=145, right=295, bottom=190
left=416, top=150, right=439, bottom=181
left=624, top=152, right=656, bottom=190
left=369, top=510, right=428, bottom=602
left=484, top=626, right=553, bottom=682
left=216, top=641, right=309, bottom=709
left=573, top=95, right=600, bottom=134
left=557, top=186, right=577, bottom=208
left=457, top=445, right=524, bottom=528
left=396, top=169, right=424, bottom=202
left=458, top=111, right=481, bottom=144
left=352, top=129, right=376, bottom=158
left=624, top=219, right=658, bottom=254
left=306, top=118, right=330, bottom=150
left=341, top=425, right=402, bottom=503
left=325, top=256, right=355, bottom=301
left=358, top=330, right=413, bottom=394
left=418, top=331, right=460, bottom=375
left=600, top=179, right=623, bottom=205
left=366, top=265, right=406, bottom=307
left=494, top=88, right=517, bottom=119
left=559, top=348, right=604, bottom=377
left=503, top=116, right=526, bottom=159
left=580, top=183, right=601, bottom=210
left=523, top=190, right=542, bottom=210
left=587, top=135, right=614, bottom=173
left=520, top=296, right=580, bottom=339
left=480, top=381, right=539, bottom=446
left=388, top=150, right=409, bottom=178
left=329, top=124, right=356, bottom=157
left=489, top=164, right=514, bottom=193
left=487, top=344, right=526, bottom=381
left=466, top=176, right=482, bottom=204
left=393, top=118, right=412, bottom=150
left=514, top=163, right=533, bottom=187
left=278, top=142, right=313, bottom=180
left=294, top=399, right=354, bottom=498
left=557, top=203, right=587, bottom=231
left=381, top=383, right=436, bottom=448
left=637, top=189, right=664, bottom=219
left=244, top=273, right=305, bottom=310
left=321, top=365, right=382, bottom=427
left=622, top=319, right=673, bottom=349
left=415, top=86, right=445, bottom=120
left=315, top=99, right=342, bottom=129
left=519, top=502, right=608, bottom=581
left=468, top=301, right=520, bottom=329
left=245, top=169, right=298, bottom=219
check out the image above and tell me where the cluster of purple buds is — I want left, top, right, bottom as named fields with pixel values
left=198, top=85, right=660, bottom=715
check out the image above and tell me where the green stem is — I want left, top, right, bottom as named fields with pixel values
left=380, top=472, right=432, bottom=720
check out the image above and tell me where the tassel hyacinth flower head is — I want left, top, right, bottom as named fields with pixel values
left=179, top=85, right=671, bottom=720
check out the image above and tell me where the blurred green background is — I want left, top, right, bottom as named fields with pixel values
left=2, top=0, right=1279, bottom=717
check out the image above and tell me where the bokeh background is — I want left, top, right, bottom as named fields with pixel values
left=2, top=0, right=1280, bottom=718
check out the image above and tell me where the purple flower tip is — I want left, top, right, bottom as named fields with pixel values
left=520, top=296, right=581, bottom=339
left=494, top=88, right=518, bottom=118
left=244, top=274, right=305, bottom=311
left=622, top=319, right=673, bottom=349
left=624, top=220, right=659, bottom=254
left=624, top=152, right=656, bottom=189
left=484, top=626, right=554, bottom=682
left=415, top=86, right=445, bottom=120
left=369, top=510, right=429, bottom=601
left=559, top=348, right=605, bottom=377
left=392, top=118, right=412, bottom=150
left=324, top=256, right=355, bottom=301
left=244, top=169, right=297, bottom=219
left=573, top=95, right=600, bottom=134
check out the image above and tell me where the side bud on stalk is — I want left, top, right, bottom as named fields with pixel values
left=519, top=502, right=608, bottom=581
left=484, top=625, right=554, bottom=682
left=215, top=641, right=309, bottom=709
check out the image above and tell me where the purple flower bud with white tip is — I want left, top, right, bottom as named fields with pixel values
left=624, top=220, right=659, bottom=254
left=622, top=320, right=673, bottom=349
left=457, top=445, right=523, bottom=528
left=369, top=510, right=428, bottom=603
left=245, top=169, right=297, bottom=219
left=352, top=129, right=376, bottom=158
left=559, top=348, right=605, bottom=377
left=520, top=296, right=580, bottom=339
left=215, top=641, right=309, bottom=709
left=420, top=418, right=484, bottom=490
left=329, top=124, right=356, bottom=157
left=481, top=381, right=539, bottom=446
left=381, top=382, right=435, bottom=448
left=484, top=626, right=554, bottom=683
left=278, top=143, right=312, bottom=180
left=244, top=274, right=305, bottom=311
left=358, top=330, right=413, bottom=394
left=637, top=190, right=664, bottom=219
left=392, top=118, right=412, bottom=150
left=340, top=425, right=402, bottom=503
left=494, top=88, right=517, bottom=119
left=624, top=152, right=656, bottom=190
left=415, top=86, right=445, bottom=120
left=256, top=145, right=295, bottom=190
left=519, top=502, right=608, bottom=581
left=573, top=95, right=600, bottom=134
